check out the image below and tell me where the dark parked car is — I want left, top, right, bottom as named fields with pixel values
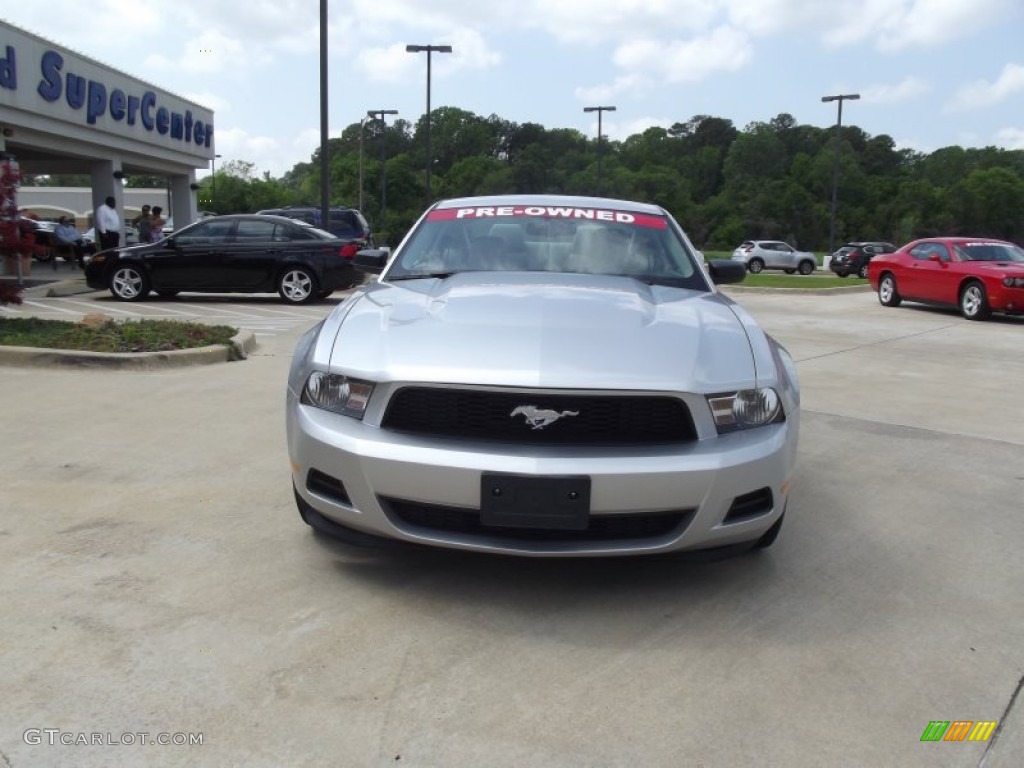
left=829, top=241, right=896, bottom=278
left=256, top=206, right=373, bottom=244
left=85, top=214, right=365, bottom=304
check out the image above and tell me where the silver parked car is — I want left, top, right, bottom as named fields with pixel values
left=732, top=240, right=817, bottom=274
left=286, top=195, right=800, bottom=558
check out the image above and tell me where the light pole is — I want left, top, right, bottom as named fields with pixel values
left=584, top=105, right=616, bottom=196
left=358, top=115, right=370, bottom=212
left=367, top=109, right=398, bottom=233
left=318, top=0, right=329, bottom=233
left=210, top=153, right=221, bottom=212
left=821, top=93, right=860, bottom=258
left=406, top=44, right=453, bottom=207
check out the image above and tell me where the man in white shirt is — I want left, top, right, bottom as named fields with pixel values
left=95, top=196, right=120, bottom=251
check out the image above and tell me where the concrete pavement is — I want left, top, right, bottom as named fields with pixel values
left=0, top=290, right=1021, bottom=767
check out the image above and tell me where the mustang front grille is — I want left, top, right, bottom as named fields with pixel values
left=381, top=497, right=694, bottom=542
left=380, top=387, right=697, bottom=446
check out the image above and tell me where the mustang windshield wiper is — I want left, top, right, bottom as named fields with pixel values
left=388, top=271, right=459, bottom=281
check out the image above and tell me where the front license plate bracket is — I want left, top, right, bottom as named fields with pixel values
left=480, top=473, right=591, bottom=531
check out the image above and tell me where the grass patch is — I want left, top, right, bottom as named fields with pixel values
left=738, top=274, right=869, bottom=289
left=0, top=318, right=238, bottom=353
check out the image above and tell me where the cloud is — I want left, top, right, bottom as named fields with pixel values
left=994, top=127, right=1024, bottom=150
left=613, top=26, right=752, bottom=83
left=213, top=126, right=333, bottom=178
left=355, top=27, right=499, bottom=83
left=860, top=77, right=931, bottom=105
left=574, top=75, right=651, bottom=104
left=875, top=0, right=1013, bottom=51
left=181, top=92, right=231, bottom=114
left=724, top=0, right=833, bottom=36
left=577, top=117, right=669, bottom=143
left=608, top=117, right=673, bottom=142
left=144, top=30, right=265, bottom=76
left=946, top=63, right=1024, bottom=110
left=522, top=0, right=719, bottom=44
left=811, top=0, right=1016, bottom=51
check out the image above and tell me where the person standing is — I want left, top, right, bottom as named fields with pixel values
left=95, top=196, right=120, bottom=251
left=149, top=206, right=166, bottom=242
left=133, top=204, right=153, bottom=244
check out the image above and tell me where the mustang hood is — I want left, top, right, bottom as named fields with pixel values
left=328, top=273, right=757, bottom=391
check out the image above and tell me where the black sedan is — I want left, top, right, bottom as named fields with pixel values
left=85, top=214, right=366, bottom=304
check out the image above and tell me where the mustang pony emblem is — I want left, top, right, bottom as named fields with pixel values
left=510, top=405, right=580, bottom=430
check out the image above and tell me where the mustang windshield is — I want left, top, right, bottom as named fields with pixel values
left=386, top=205, right=706, bottom=288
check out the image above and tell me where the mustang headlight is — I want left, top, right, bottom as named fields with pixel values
left=707, top=388, right=783, bottom=434
left=301, top=372, right=374, bottom=419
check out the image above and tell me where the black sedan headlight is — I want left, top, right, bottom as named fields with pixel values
left=301, top=372, right=374, bottom=419
left=706, top=389, right=783, bottom=434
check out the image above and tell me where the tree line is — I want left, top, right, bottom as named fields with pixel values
left=29, top=109, right=1024, bottom=250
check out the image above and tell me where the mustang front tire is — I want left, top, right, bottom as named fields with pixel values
left=960, top=280, right=991, bottom=321
left=878, top=274, right=901, bottom=307
left=278, top=267, right=319, bottom=304
left=110, top=265, right=151, bottom=301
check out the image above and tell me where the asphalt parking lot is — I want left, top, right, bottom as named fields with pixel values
left=1, top=286, right=1021, bottom=767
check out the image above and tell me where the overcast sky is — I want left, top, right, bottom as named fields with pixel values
left=4, top=0, right=1023, bottom=178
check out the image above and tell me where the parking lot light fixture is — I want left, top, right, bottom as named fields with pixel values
left=821, top=93, right=860, bottom=258
left=367, top=109, right=398, bottom=230
left=406, top=44, right=453, bottom=207
left=584, top=106, right=616, bottom=196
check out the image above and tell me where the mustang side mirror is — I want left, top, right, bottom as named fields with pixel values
left=353, top=248, right=389, bottom=273
left=707, top=259, right=747, bottom=285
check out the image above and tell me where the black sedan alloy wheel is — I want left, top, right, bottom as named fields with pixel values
left=278, top=267, right=319, bottom=304
left=110, top=265, right=151, bottom=301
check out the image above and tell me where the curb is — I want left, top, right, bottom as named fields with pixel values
left=0, top=330, right=257, bottom=369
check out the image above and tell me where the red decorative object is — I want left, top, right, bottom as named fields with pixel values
left=0, top=155, right=43, bottom=287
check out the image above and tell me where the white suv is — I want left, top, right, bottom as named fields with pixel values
left=731, top=240, right=817, bottom=274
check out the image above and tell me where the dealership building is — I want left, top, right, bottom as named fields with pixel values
left=0, top=19, right=213, bottom=234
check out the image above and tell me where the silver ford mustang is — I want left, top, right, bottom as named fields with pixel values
left=286, top=195, right=799, bottom=557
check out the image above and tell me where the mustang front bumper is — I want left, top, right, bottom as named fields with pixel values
left=287, top=398, right=798, bottom=557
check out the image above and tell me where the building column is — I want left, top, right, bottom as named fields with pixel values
left=89, top=159, right=125, bottom=239
left=168, top=172, right=198, bottom=231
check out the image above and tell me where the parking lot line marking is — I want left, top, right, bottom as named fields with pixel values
left=55, top=298, right=193, bottom=318
left=21, top=299, right=82, bottom=316
left=42, top=298, right=138, bottom=317
left=232, top=306, right=321, bottom=319
left=174, top=303, right=253, bottom=317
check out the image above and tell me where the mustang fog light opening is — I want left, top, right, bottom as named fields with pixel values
left=707, top=389, right=782, bottom=434
left=301, top=372, right=374, bottom=418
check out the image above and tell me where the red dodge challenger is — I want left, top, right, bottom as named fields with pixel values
left=867, top=237, right=1024, bottom=320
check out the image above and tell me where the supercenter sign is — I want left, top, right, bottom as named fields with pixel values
left=0, top=22, right=213, bottom=160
